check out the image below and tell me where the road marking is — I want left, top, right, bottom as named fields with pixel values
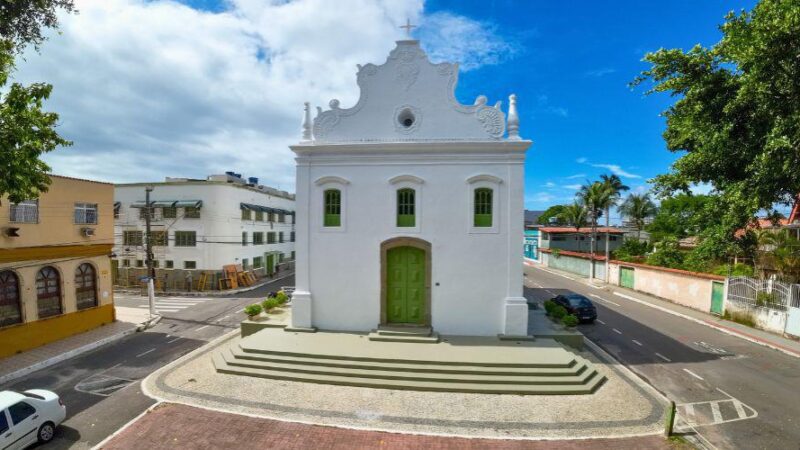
left=155, top=309, right=179, bottom=313
left=612, top=328, right=622, bottom=334
left=136, top=348, right=155, bottom=358
left=589, top=294, right=621, bottom=306
left=215, top=315, right=231, bottom=323
left=655, top=353, right=672, bottom=362
left=539, top=267, right=576, bottom=281
left=683, top=403, right=695, bottom=423
left=596, top=319, right=606, bottom=325
left=167, top=337, right=182, bottom=344
left=195, top=325, right=210, bottom=331
left=710, top=401, right=723, bottom=423
left=545, top=290, right=554, bottom=295
left=632, top=339, right=643, bottom=346
left=236, top=308, right=245, bottom=313
left=683, top=368, right=704, bottom=380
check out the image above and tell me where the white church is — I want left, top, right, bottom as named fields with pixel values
left=290, top=36, right=532, bottom=338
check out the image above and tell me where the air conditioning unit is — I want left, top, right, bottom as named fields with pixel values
left=81, top=227, right=96, bottom=237
left=3, top=227, right=20, bottom=237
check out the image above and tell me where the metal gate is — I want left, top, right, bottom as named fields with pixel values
left=710, top=281, right=724, bottom=315
left=786, top=285, right=800, bottom=337
left=620, top=267, right=635, bottom=289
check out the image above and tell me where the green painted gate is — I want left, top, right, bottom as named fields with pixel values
left=265, top=253, right=275, bottom=277
left=386, top=246, right=425, bottom=324
left=620, top=267, right=635, bottom=289
left=711, top=281, right=724, bottom=315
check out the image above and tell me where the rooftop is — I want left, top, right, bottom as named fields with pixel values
left=115, top=173, right=294, bottom=200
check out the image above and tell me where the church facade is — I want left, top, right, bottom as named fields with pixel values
left=290, top=39, right=531, bottom=337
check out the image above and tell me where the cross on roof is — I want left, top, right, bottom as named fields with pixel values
left=399, top=18, right=416, bottom=38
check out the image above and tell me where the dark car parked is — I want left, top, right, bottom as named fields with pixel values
left=551, top=293, right=597, bottom=323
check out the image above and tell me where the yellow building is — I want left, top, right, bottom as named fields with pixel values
left=0, top=175, right=115, bottom=358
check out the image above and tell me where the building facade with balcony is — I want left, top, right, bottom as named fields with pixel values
left=0, top=175, right=115, bottom=358
left=113, top=173, right=295, bottom=290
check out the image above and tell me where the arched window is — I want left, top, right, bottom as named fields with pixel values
left=323, top=189, right=341, bottom=227
left=75, top=263, right=98, bottom=310
left=36, top=266, right=62, bottom=318
left=474, top=188, right=493, bottom=227
left=397, top=188, right=416, bottom=227
left=0, top=270, right=22, bottom=327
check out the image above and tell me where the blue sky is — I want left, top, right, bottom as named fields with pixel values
left=19, top=0, right=766, bottom=220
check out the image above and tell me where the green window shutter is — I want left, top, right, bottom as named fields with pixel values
left=323, top=189, right=341, bottom=227
left=473, top=188, right=493, bottom=227
left=396, top=188, right=415, bottom=227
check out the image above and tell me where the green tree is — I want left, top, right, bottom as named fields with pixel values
left=579, top=181, right=614, bottom=258
left=619, top=193, right=657, bottom=241
left=537, top=204, right=568, bottom=226
left=632, top=0, right=800, bottom=259
left=646, top=194, right=714, bottom=241
left=0, top=1, right=75, bottom=204
left=646, top=237, right=685, bottom=269
left=599, top=174, right=629, bottom=274
left=558, top=202, right=588, bottom=230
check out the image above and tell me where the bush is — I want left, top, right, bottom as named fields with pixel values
left=244, top=304, right=262, bottom=317
left=552, top=305, right=568, bottom=320
left=646, top=237, right=686, bottom=269
left=275, top=290, right=289, bottom=304
left=613, top=239, right=650, bottom=260
left=261, top=298, right=281, bottom=311
left=543, top=300, right=556, bottom=315
left=755, top=291, right=777, bottom=307
left=562, top=314, right=579, bottom=328
left=712, top=263, right=754, bottom=277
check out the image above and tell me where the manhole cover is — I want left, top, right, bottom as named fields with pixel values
left=75, top=374, right=134, bottom=397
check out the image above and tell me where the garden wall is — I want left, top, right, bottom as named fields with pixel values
left=539, top=249, right=605, bottom=280
left=724, top=301, right=788, bottom=334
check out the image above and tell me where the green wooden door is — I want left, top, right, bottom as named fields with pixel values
left=386, top=246, right=425, bottom=324
left=711, top=281, right=724, bottom=315
left=620, top=267, right=635, bottom=289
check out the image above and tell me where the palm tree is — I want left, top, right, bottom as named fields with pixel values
left=559, top=202, right=588, bottom=230
left=756, top=229, right=800, bottom=282
left=600, top=175, right=629, bottom=280
left=619, top=193, right=657, bottom=241
left=578, top=182, right=614, bottom=279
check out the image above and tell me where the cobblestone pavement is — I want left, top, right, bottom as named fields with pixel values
left=102, top=403, right=676, bottom=450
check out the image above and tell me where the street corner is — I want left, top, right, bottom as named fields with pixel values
left=98, top=402, right=681, bottom=450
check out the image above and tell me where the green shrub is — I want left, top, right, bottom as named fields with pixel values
left=562, top=314, right=579, bottom=328
left=261, top=298, right=281, bottom=311
left=613, top=239, right=650, bottom=260
left=712, top=263, right=754, bottom=277
left=552, top=305, right=568, bottom=320
left=275, top=290, right=289, bottom=304
left=755, top=291, right=777, bottom=307
left=244, top=304, right=262, bottom=317
left=543, top=300, right=556, bottom=315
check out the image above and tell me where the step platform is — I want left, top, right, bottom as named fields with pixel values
left=213, top=327, right=606, bottom=395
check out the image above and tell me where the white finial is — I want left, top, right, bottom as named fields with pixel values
left=302, top=102, right=312, bottom=141
left=507, top=94, right=520, bottom=140
left=400, top=18, right=417, bottom=38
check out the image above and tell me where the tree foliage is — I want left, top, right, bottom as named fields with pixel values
left=0, top=1, right=74, bottom=204
left=632, top=0, right=800, bottom=257
left=646, top=194, right=715, bottom=241
left=558, top=202, right=588, bottom=230
left=619, top=193, right=657, bottom=240
left=537, top=204, right=568, bottom=225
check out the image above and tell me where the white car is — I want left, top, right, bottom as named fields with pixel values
left=0, top=390, right=66, bottom=449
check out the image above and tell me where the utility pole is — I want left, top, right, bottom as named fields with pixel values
left=145, top=186, right=156, bottom=319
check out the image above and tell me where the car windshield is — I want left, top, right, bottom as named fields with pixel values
left=566, top=296, right=592, bottom=308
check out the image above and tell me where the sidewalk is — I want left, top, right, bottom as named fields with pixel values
left=100, top=403, right=681, bottom=450
left=534, top=265, right=800, bottom=358
left=0, top=318, right=137, bottom=385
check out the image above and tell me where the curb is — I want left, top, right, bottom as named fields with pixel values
left=612, top=292, right=800, bottom=359
left=0, top=325, right=137, bottom=386
left=91, top=401, right=163, bottom=450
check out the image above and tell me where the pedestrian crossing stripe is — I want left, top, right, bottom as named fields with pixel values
left=674, top=398, right=757, bottom=431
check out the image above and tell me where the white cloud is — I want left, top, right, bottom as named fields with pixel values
left=576, top=157, right=588, bottom=164
left=565, top=173, right=586, bottom=179
left=689, top=182, right=713, bottom=195
left=564, top=184, right=582, bottom=190
left=418, top=12, right=518, bottom=71
left=590, top=163, right=642, bottom=179
left=14, top=0, right=514, bottom=188
left=542, top=181, right=556, bottom=188
left=584, top=67, right=616, bottom=77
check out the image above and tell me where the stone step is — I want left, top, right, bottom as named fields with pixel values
left=213, top=352, right=607, bottom=395
left=367, top=331, right=440, bottom=343
left=239, top=342, right=576, bottom=368
left=221, top=349, right=597, bottom=385
left=375, top=325, right=432, bottom=336
left=229, top=346, right=588, bottom=377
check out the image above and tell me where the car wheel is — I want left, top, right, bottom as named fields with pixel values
left=38, top=422, right=56, bottom=443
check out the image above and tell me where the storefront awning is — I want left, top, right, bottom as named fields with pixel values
left=240, top=203, right=293, bottom=215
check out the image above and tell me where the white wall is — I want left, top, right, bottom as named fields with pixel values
left=294, top=145, right=527, bottom=336
left=114, top=182, right=295, bottom=271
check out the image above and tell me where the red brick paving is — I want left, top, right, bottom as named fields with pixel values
left=102, top=403, right=673, bottom=449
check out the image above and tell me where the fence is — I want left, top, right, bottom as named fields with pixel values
left=725, top=276, right=800, bottom=335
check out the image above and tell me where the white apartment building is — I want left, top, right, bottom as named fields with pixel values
left=113, top=173, right=295, bottom=289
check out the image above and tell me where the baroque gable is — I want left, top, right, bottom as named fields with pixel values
left=309, top=40, right=510, bottom=143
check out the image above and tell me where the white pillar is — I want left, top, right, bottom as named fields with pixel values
left=502, top=156, right=528, bottom=336
left=291, top=155, right=313, bottom=329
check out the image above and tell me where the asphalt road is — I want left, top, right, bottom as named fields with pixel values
left=0, top=274, right=294, bottom=449
left=525, top=265, right=800, bottom=450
